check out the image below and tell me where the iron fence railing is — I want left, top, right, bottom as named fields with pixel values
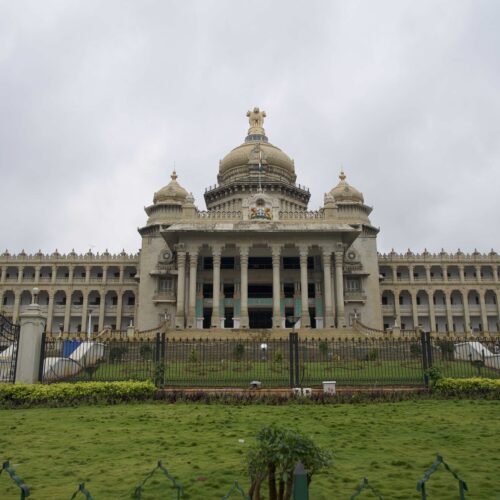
left=39, top=335, right=500, bottom=387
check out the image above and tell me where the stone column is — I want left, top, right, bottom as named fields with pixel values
left=0, top=267, right=6, bottom=283
left=322, top=249, right=334, bottom=328
left=103, top=266, right=108, bottom=283
left=425, top=265, right=431, bottom=283
left=459, top=266, right=465, bottom=283
left=493, top=266, right=499, bottom=283
left=16, top=292, right=46, bottom=384
left=334, top=251, right=346, bottom=327
left=13, top=292, right=21, bottom=323
left=98, top=291, right=106, bottom=331
left=394, top=290, right=401, bottom=327
left=479, top=291, right=488, bottom=334
left=34, top=266, right=40, bottom=282
left=18, top=266, right=24, bottom=284
left=211, top=246, right=222, bottom=328
left=81, top=292, right=89, bottom=335
left=476, top=265, right=482, bottom=283
left=428, top=290, right=436, bottom=332
left=85, top=265, right=91, bottom=284
left=63, top=292, right=71, bottom=332
left=116, top=292, right=123, bottom=331
left=463, top=291, right=470, bottom=334
left=445, top=291, right=453, bottom=333
left=46, top=292, right=54, bottom=333
left=411, top=292, right=419, bottom=329
left=51, top=265, right=57, bottom=285
left=240, top=245, right=249, bottom=329
left=175, top=249, right=187, bottom=329
left=187, top=249, right=199, bottom=328
left=119, top=265, right=124, bottom=284
left=299, top=246, right=310, bottom=328
left=443, top=266, right=448, bottom=283
left=409, top=265, right=414, bottom=283
left=272, top=245, right=282, bottom=328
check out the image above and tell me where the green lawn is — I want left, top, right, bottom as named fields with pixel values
left=70, top=359, right=498, bottom=387
left=1, top=400, right=499, bottom=498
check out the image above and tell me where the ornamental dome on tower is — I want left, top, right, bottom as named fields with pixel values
left=217, top=107, right=297, bottom=185
left=153, top=171, right=189, bottom=205
left=328, top=170, right=364, bottom=204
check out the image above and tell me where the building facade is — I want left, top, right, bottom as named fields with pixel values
left=1, top=109, right=499, bottom=335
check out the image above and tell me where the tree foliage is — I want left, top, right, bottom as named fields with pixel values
left=247, top=424, right=332, bottom=500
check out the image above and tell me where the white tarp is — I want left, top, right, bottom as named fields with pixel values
left=454, top=341, right=500, bottom=370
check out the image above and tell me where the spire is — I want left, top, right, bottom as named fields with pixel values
left=171, top=170, right=178, bottom=181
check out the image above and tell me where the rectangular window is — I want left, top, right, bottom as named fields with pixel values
left=159, top=277, right=173, bottom=292
left=308, top=283, right=316, bottom=298
left=249, top=257, right=272, bottom=269
left=283, top=257, right=300, bottom=269
left=307, top=256, right=314, bottom=270
left=346, top=278, right=360, bottom=292
left=203, top=257, right=213, bottom=270
left=223, top=284, right=234, bottom=298
left=127, top=297, right=135, bottom=306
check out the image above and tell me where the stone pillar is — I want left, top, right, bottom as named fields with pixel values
left=428, top=290, right=436, bottom=332
left=18, top=266, right=23, bottom=284
left=459, top=266, right=465, bottom=283
left=116, top=292, right=123, bottom=331
left=334, top=251, right=346, bottom=327
left=411, top=292, right=419, bottom=329
left=85, top=265, right=91, bottom=284
left=493, top=266, right=499, bottom=283
left=51, top=265, right=57, bottom=285
left=240, top=246, right=249, bottom=329
left=16, top=292, right=46, bottom=384
left=425, top=265, right=431, bottom=283
left=443, top=266, right=448, bottom=283
left=13, top=292, right=20, bottom=323
left=299, top=246, right=310, bottom=328
left=211, top=246, right=222, bottom=328
left=445, top=291, right=453, bottom=333
left=476, top=265, right=482, bottom=282
left=34, top=266, right=40, bottom=282
left=119, top=265, right=124, bottom=284
left=187, top=249, right=198, bottom=328
left=272, top=245, right=282, bottom=328
left=409, top=265, right=414, bottom=283
left=463, top=292, right=470, bottom=334
left=46, top=292, right=54, bottom=333
left=479, top=292, right=488, bottom=334
left=0, top=267, right=6, bottom=283
left=63, top=293, right=71, bottom=332
left=103, top=266, right=108, bottom=283
left=322, top=249, right=334, bottom=328
left=81, top=292, right=89, bottom=335
left=98, top=291, right=106, bottom=331
left=175, top=249, right=187, bottom=328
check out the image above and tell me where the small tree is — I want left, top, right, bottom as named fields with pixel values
left=318, top=340, right=328, bottom=360
left=139, top=344, right=153, bottom=361
left=437, top=339, right=455, bottom=361
left=188, top=347, right=199, bottom=363
left=109, top=346, right=128, bottom=363
left=247, top=425, right=332, bottom=500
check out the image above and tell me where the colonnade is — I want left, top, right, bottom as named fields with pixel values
left=174, top=243, right=347, bottom=329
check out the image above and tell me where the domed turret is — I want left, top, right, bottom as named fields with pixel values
left=328, top=170, right=364, bottom=204
left=153, top=171, right=189, bottom=205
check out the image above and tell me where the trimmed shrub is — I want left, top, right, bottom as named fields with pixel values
left=0, top=381, right=156, bottom=408
left=434, top=377, right=500, bottom=398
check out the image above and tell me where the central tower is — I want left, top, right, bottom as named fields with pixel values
left=204, top=107, right=310, bottom=211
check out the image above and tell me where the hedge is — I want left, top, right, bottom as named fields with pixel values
left=434, top=378, right=500, bottom=397
left=0, top=381, right=156, bottom=408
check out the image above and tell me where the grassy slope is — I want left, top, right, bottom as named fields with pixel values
left=0, top=400, right=499, bottom=499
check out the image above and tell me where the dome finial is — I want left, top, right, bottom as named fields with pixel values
left=171, top=169, right=178, bottom=181
left=339, top=166, right=346, bottom=182
left=246, top=107, right=266, bottom=137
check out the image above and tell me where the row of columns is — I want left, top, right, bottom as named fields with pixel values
left=175, top=244, right=346, bottom=329
left=384, top=264, right=500, bottom=283
left=388, top=289, right=500, bottom=333
left=0, top=265, right=134, bottom=284
left=1, top=290, right=130, bottom=332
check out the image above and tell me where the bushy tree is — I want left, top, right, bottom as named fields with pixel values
left=247, top=425, right=332, bottom=500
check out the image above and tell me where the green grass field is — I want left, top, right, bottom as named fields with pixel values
left=70, top=359, right=498, bottom=387
left=1, top=400, right=499, bottom=499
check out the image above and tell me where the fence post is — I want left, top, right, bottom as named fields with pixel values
left=37, top=331, right=46, bottom=382
left=155, top=333, right=160, bottom=363
left=293, top=462, right=309, bottom=500
left=289, top=332, right=299, bottom=388
left=420, top=329, right=429, bottom=387
left=16, top=288, right=46, bottom=384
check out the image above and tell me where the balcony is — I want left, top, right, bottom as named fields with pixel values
left=344, top=291, right=366, bottom=302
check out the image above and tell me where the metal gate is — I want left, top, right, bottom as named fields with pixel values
left=0, top=314, right=20, bottom=383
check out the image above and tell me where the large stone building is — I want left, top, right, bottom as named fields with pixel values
left=1, top=109, right=499, bottom=336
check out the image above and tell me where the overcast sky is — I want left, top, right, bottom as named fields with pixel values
left=1, top=1, right=499, bottom=256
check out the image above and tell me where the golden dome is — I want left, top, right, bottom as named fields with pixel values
left=219, top=141, right=295, bottom=176
left=153, top=171, right=189, bottom=204
left=329, top=170, right=364, bottom=204
left=217, top=108, right=296, bottom=184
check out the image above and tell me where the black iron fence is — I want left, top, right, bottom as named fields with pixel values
left=39, top=333, right=500, bottom=388
left=0, top=314, right=20, bottom=383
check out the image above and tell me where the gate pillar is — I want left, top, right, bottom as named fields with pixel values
left=15, top=288, right=46, bottom=384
